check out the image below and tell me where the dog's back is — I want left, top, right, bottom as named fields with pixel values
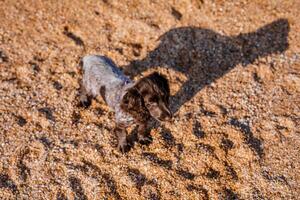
left=82, top=55, right=129, bottom=96
left=81, top=55, right=135, bottom=125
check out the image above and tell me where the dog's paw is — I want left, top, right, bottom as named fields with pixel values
left=80, top=100, right=91, bottom=108
left=138, top=135, right=153, bottom=145
left=78, top=96, right=91, bottom=108
left=77, top=92, right=92, bottom=108
left=117, top=141, right=130, bottom=153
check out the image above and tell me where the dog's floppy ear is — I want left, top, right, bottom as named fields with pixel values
left=121, top=87, right=150, bottom=122
left=121, top=87, right=142, bottom=110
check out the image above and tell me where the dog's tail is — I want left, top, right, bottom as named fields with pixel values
left=77, top=57, right=84, bottom=75
left=79, top=58, right=83, bottom=68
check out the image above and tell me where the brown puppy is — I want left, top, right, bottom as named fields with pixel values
left=120, top=72, right=172, bottom=148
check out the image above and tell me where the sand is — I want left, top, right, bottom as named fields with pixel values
left=0, top=0, right=299, bottom=199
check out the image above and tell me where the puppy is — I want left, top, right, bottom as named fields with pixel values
left=80, top=55, right=172, bottom=152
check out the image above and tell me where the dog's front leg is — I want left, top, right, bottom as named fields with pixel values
left=137, top=122, right=152, bottom=145
left=115, top=124, right=129, bottom=153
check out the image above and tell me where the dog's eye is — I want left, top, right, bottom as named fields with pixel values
left=141, top=91, right=149, bottom=96
left=164, top=95, right=169, bottom=102
left=123, top=99, right=129, bottom=104
left=148, top=96, right=158, bottom=103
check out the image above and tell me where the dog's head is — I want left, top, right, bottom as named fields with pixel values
left=134, top=72, right=172, bottom=121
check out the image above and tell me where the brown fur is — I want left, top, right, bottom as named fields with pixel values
left=118, top=72, right=172, bottom=152
left=134, top=72, right=171, bottom=121
left=120, top=87, right=150, bottom=123
left=120, top=72, right=171, bottom=123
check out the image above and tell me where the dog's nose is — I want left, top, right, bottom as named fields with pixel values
left=166, top=111, right=172, bottom=120
left=160, top=111, right=172, bottom=121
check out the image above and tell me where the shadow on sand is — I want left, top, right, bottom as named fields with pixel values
left=125, top=19, right=289, bottom=157
left=124, top=18, right=290, bottom=113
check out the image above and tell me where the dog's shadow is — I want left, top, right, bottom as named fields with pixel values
left=124, top=19, right=289, bottom=153
left=124, top=18, right=290, bottom=113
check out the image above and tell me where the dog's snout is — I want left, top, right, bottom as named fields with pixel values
left=166, top=109, right=172, bottom=120
left=159, top=108, right=172, bottom=121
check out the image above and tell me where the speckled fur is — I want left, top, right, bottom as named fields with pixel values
left=81, top=55, right=135, bottom=126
